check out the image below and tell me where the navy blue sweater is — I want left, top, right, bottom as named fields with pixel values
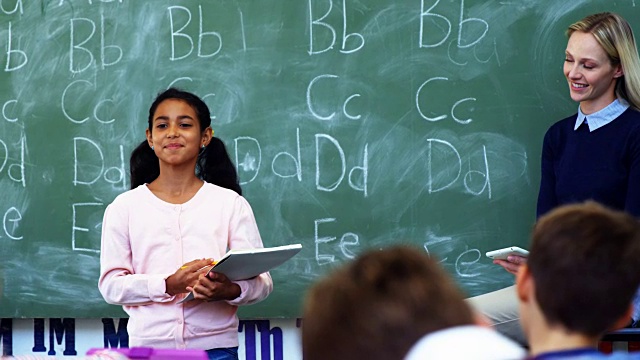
left=537, top=108, right=640, bottom=218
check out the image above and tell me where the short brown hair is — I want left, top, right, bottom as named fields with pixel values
left=302, top=245, right=475, bottom=360
left=528, top=201, right=640, bottom=336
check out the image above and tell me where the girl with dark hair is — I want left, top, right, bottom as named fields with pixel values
left=98, top=88, right=272, bottom=360
left=129, top=87, right=242, bottom=194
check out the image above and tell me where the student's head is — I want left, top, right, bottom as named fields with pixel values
left=302, top=245, right=476, bottom=360
left=565, top=12, right=640, bottom=112
left=130, top=88, right=241, bottom=194
left=517, top=201, right=640, bottom=337
left=146, top=87, right=212, bottom=131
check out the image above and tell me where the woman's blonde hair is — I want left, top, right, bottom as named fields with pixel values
left=568, top=12, right=640, bottom=110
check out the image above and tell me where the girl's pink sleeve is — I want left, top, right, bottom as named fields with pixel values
left=98, top=203, right=174, bottom=306
left=225, top=196, right=273, bottom=306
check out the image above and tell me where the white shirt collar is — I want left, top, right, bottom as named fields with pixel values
left=574, top=99, right=629, bottom=131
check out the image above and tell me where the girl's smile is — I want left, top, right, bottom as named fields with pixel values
left=146, top=99, right=209, bottom=167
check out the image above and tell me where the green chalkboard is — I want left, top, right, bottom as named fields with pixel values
left=0, top=0, right=632, bottom=318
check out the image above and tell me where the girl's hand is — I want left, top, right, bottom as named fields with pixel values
left=165, top=258, right=214, bottom=295
left=187, top=271, right=241, bottom=302
left=493, top=255, right=527, bottom=276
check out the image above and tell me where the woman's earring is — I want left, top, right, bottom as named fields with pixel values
left=202, top=144, right=205, bottom=149
left=151, top=146, right=154, bottom=151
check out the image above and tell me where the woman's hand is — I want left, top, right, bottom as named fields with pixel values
left=188, top=271, right=241, bottom=302
left=165, top=258, right=214, bottom=295
left=494, top=255, right=527, bottom=276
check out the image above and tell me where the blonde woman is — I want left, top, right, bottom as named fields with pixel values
left=469, top=12, right=640, bottom=344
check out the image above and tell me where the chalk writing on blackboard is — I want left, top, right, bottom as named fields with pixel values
left=5, top=22, right=27, bottom=72
left=307, top=74, right=362, bottom=121
left=62, top=80, right=116, bottom=124
left=168, top=6, right=223, bottom=61
left=0, top=134, right=26, bottom=188
left=233, top=131, right=368, bottom=197
left=0, top=0, right=560, bottom=319
left=70, top=15, right=123, bottom=73
left=314, top=217, right=359, bottom=265
left=308, top=0, right=365, bottom=55
left=420, top=0, right=488, bottom=49
left=3, top=206, right=22, bottom=240
left=1, top=0, right=22, bottom=15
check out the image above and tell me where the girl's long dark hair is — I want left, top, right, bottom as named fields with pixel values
left=129, top=88, right=242, bottom=195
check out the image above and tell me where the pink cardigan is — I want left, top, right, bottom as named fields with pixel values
left=98, top=183, right=273, bottom=349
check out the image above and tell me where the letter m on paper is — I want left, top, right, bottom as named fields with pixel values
left=102, top=318, right=128, bottom=348
left=0, top=319, right=12, bottom=356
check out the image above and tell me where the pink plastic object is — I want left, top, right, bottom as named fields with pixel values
left=86, top=347, right=208, bottom=360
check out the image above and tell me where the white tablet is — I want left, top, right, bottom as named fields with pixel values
left=485, top=246, right=529, bottom=260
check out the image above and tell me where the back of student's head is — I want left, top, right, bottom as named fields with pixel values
left=302, top=245, right=475, bottom=360
left=528, top=201, right=640, bottom=336
left=129, top=87, right=241, bottom=194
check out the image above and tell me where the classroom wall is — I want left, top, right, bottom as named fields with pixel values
left=0, top=318, right=301, bottom=359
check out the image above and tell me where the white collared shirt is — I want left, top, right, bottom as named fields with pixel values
left=574, top=98, right=630, bottom=132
